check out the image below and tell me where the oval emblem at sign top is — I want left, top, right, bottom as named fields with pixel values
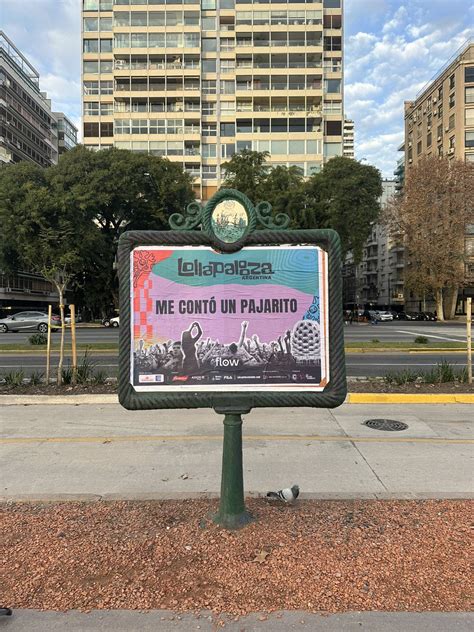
left=211, top=199, right=248, bottom=244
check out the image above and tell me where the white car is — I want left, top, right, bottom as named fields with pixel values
left=102, top=316, right=119, bottom=328
left=375, top=311, right=394, bottom=322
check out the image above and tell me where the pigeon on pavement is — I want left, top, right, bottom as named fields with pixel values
left=266, top=484, right=300, bottom=504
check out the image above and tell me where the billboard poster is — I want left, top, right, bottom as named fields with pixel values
left=131, top=245, right=329, bottom=392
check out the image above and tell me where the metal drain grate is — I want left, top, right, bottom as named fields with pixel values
left=364, top=419, right=408, bottom=432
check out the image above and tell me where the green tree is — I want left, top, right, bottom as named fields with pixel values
left=304, top=157, right=383, bottom=261
left=0, top=160, right=98, bottom=381
left=48, top=146, right=195, bottom=314
left=221, top=150, right=270, bottom=201
left=260, top=165, right=306, bottom=226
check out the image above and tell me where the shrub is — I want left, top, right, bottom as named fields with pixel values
left=61, top=364, right=74, bottom=385
left=414, top=336, right=428, bottom=344
left=383, top=369, right=419, bottom=385
left=29, top=370, right=44, bottom=386
left=3, top=369, right=25, bottom=387
left=28, top=333, right=47, bottom=346
left=77, top=350, right=96, bottom=384
left=92, top=369, right=108, bottom=384
left=371, top=338, right=380, bottom=344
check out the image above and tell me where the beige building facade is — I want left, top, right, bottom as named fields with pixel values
left=343, top=116, right=353, bottom=159
left=404, top=39, right=474, bottom=167
left=81, top=0, right=344, bottom=200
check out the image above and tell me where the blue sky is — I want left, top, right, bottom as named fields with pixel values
left=1, top=0, right=473, bottom=176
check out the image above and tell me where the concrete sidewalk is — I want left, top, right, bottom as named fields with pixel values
left=0, top=610, right=473, bottom=631
left=1, top=403, right=472, bottom=500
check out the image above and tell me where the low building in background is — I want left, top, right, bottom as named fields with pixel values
left=343, top=117, right=354, bottom=159
left=53, top=112, right=78, bottom=156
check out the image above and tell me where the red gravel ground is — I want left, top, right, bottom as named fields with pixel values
left=0, top=499, right=471, bottom=615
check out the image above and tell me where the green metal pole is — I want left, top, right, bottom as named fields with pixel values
left=213, top=412, right=252, bottom=529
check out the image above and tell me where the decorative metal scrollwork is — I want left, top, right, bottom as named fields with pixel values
left=169, top=201, right=203, bottom=231
left=255, top=201, right=290, bottom=230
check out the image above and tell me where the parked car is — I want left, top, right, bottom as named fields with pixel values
left=64, top=313, right=82, bottom=325
left=375, top=310, right=394, bottom=322
left=102, top=316, right=119, bottom=328
left=397, top=311, right=413, bottom=321
left=422, top=311, right=437, bottom=321
left=0, top=311, right=60, bottom=333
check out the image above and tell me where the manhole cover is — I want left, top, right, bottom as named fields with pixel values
left=363, top=419, right=408, bottom=432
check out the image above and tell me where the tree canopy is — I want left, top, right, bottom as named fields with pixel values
left=385, top=156, right=474, bottom=320
left=0, top=147, right=195, bottom=316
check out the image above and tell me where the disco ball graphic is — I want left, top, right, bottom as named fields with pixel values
left=291, top=320, right=321, bottom=364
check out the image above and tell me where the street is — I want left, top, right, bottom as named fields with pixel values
left=0, top=321, right=471, bottom=379
left=0, top=320, right=470, bottom=345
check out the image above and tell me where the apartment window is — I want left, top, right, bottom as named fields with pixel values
left=150, top=141, right=166, bottom=156
left=131, top=12, right=147, bottom=26
left=185, top=12, right=200, bottom=25
left=149, top=33, right=166, bottom=47
left=324, top=142, right=342, bottom=158
left=289, top=118, right=305, bottom=132
left=84, top=122, right=99, bottom=137
left=202, top=17, right=216, bottom=30
left=307, top=139, right=321, bottom=154
left=100, top=122, right=113, bottom=137
left=449, top=74, right=455, bottom=89
left=236, top=119, right=252, bottom=133
left=466, top=132, right=474, bottom=148
left=149, top=120, right=166, bottom=134
left=220, top=123, right=235, bottom=136
left=202, top=165, right=218, bottom=179
left=202, top=59, right=217, bottom=73
left=307, top=162, right=321, bottom=175
left=202, top=123, right=217, bottom=136
left=325, top=79, right=341, bottom=93
left=84, top=102, right=99, bottom=116
left=271, top=140, right=287, bottom=154
left=83, top=39, right=99, bottom=53
left=449, top=136, right=455, bottom=149
left=236, top=140, right=252, bottom=152
left=184, top=33, right=200, bottom=47
left=465, top=67, right=474, bottom=83
left=100, top=39, right=113, bottom=52
left=326, top=120, right=342, bottom=135
left=272, top=118, right=288, bottom=132
left=324, top=0, right=341, bottom=7
left=202, top=80, right=216, bottom=95
left=449, top=93, right=455, bottom=108
left=99, top=17, right=112, bottom=30
left=466, top=109, right=474, bottom=126
left=437, top=124, right=443, bottom=141
left=167, top=11, right=184, bottom=26
left=221, top=60, right=235, bottom=73
left=416, top=140, right=422, bottom=154
left=115, top=33, right=130, bottom=48
left=167, top=119, right=184, bottom=134
left=427, top=132, right=432, bottom=147
left=202, top=144, right=217, bottom=158
left=289, top=140, right=305, bottom=154
left=83, top=60, right=99, bottom=74
left=449, top=113, right=455, bottom=130
left=83, top=81, right=99, bottom=95
left=201, top=102, right=215, bottom=115
left=83, top=0, right=99, bottom=9
left=100, top=0, right=113, bottom=8
left=83, top=18, right=98, bottom=31
left=100, top=60, right=113, bottom=73
left=167, top=141, right=183, bottom=156
left=131, top=33, right=147, bottom=48
left=221, top=143, right=235, bottom=158
left=202, top=0, right=216, bottom=8
left=221, top=101, right=235, bottom=113
left=220, top=80, right=235, bottom=95
left=100, top=80, right=113, bottom=95
left=466, top=87, right=474, bottom=104
left=220, top=0, right=235, bottom=7
left=202, top=38, right=217, bottom=52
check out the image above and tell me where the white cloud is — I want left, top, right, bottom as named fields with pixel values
left=345, top=0, right=474, bottom=175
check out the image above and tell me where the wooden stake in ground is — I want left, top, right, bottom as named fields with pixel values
left=467, top=297, right=472, bottom=385
left=71, top=304, right=77, bottom=385
left=46, top=304, right=52, bottom=384
left=57, top=300, right=66, bottom=386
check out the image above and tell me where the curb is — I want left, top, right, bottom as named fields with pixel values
left=1, top=393, right=473, bottom=405
left=1, top=492, right=473, bottom=503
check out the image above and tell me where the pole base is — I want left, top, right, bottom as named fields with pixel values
left=212, top=509, right=254, bottom=530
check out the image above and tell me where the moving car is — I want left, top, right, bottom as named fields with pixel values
left=102, top=316, right=119, bottom=328
left=0, top=311, right=60, bottom=333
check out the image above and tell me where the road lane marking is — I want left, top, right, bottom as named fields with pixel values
left=396, top=330, right=466, bottom=343
left=0, top=435, right=471, bottom=445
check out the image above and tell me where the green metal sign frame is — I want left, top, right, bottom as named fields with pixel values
left=118, top=189, right=346, bottom=528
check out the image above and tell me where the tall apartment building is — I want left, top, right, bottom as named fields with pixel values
left=81, top=0, right=344, bottom=200
left=404, top=39, right=473, bottom=167
left=343, top=116, right=353, bottom=158
left=0, top=31, right=58, bottom=167
left=403, top=39, right=474, bottom=313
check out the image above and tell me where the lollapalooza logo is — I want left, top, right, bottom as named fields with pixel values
left=177, top=258, right=274, bottom=279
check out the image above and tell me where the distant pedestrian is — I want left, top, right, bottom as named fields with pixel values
left=349, top=310, right=354, bottom=325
